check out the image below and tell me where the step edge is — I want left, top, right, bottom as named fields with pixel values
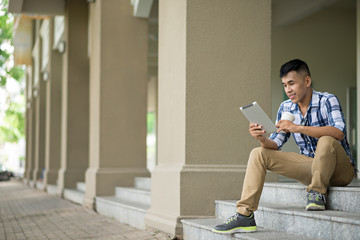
left=96, top=196, right=150, bottom=212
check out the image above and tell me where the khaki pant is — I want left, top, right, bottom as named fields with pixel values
left=237, top=136, right=355, bottom=216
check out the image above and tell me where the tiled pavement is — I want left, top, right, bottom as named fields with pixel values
left=0, top=181, right=172, bottom=240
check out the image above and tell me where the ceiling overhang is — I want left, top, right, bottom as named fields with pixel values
left=8, top=0, right=65, bottom=15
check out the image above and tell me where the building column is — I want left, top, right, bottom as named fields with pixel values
left=32, top=34, right=46, bottom=186
left=84, top=0, right=149, bottom=208
left=29, top=86, right=37, bottom=187
left=44, top=19, right=62, bottom=190
left=145, top=0, right=273, bottom=237
left=24, top=105, right=33, bottom=183
left=57, top=1, right=89, bottom=195
left=24, top=69, right=32, bottom=184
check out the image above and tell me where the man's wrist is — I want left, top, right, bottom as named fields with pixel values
left=296, top=125, right=304, bottom=134
left=259, top=136, right=267, bottom=143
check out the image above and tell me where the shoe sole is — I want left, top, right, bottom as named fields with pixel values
left=306, top=203, right=325, bottom=211
left=212, top=226, right=257, bottom=234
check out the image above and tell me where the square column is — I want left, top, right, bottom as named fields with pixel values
left=24, top=103, right=32, bottom=182
left=24, top=70, right=33, bottom=183
left=29, top=88, right=37, bottom=187
left=84, top=0, right=149, bottom=208
left=57, top=1, right=90, bottom=195
left=145, top=0, right=273, bottom=237
left=32, top=35, right=46, bottom=186
left=44, top=19, right=62, bottom=188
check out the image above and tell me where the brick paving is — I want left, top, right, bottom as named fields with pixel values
left=0, top=181, right=172, bottom=240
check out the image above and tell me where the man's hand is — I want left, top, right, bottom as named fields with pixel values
left=249, top=123, right=266, bottom=142
left=249, top=123, right=278, bottom=150
left=276, top=120, right=299, bottom=133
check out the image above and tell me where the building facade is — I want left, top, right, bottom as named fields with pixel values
left=9, top=0, right=359, bottom=238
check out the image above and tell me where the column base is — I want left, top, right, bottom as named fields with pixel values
left=32, top=168, right=43, bottom=182
left=83, top=167, right=150, bottom=209
left=145, top=164, right=278, bottom=236
left=57, top=168, right=87, bottom=196
left=43, top=169, right=59, bottom=186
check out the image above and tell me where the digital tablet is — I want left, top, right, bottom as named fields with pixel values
left=239, top=102, right=277, bottom=134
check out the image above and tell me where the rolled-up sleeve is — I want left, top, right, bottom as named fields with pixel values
left=325, top=95, right=346, bottom=133
left=269, top=104, right=290, bottom=149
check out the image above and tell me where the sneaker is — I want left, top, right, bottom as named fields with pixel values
left=306, top=190, right=326, bottom=211
left=212, top=212, right=257, bottom=234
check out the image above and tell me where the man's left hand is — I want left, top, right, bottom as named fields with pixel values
left=276, top=120, right=299, bottom=133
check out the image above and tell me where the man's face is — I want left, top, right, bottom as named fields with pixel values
left=281, top=71, right=310, bottom=104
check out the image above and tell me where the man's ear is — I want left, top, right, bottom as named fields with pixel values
left=305, top=76, right=312, bottom=87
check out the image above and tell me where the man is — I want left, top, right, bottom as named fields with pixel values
left=212, top=59, right=355, bottom=234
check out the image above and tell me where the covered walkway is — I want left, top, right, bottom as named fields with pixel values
left=0, top=181, right=170, bottom=240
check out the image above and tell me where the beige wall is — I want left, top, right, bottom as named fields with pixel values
left=272, top=4, right=356, bottom=152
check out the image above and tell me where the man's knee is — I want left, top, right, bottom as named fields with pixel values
left=249, top=147, right=268, bottom=164
left=317, top=136, right=338, bottom=147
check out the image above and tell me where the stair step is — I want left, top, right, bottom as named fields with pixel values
left=46, top=184, right=57, bottom=195
left=134, top=177, right=151, bottom=191
left=96, top=196, right=149, bottom=230
left=76, top=182, right=86, bottom=192
left=215, top=200, right=360, bottom=239
left=36, top=181, right=45, bottom=190
left=181, top=218, right=314, bottom=240
left=260, top=182, right=360, bottom=213
left=115, top=186, right=151, bottom=206
left=63, top=188, right=85, bottom=205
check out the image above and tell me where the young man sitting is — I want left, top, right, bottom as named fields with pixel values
left=213, top=59, right=355, bottom=234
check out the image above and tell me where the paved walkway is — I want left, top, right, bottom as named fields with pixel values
left=0, top=181, right=171, bottom=240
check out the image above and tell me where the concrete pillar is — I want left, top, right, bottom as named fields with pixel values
left=32, top=34, right=46, bottom=185
left=24, top=69, right=32, bottom=183
left=29, top=87, right=37, bottom=186
left=84, top=0, right=149, bottom=208
left=145, top=0, right=273, bottom=237
left=44, top=19, right=62, bottom=189
left=24, top=103, right=32, bottom=183
left=57, top=1, right=89, bottom=194
left=32, top=68, right=46, bottom=185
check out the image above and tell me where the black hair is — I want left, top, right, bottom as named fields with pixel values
left=279, top=59, right=311, bottom=78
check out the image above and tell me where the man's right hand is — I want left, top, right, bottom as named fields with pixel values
left=249, top=123, right=266, bottom=142
left=249, top=123, right=278, bottom=150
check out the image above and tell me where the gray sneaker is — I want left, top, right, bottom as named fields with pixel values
left=306, top=190, right=326, bottom=211
left=212, top=212, right=257, bottom=234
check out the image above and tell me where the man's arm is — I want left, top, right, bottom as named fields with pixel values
left=276, top=120, right=344, bottom=140
left=249, top=123, right=279, bottom=150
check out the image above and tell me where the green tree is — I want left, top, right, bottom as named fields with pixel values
left=0, top=0, right=25, bottom=143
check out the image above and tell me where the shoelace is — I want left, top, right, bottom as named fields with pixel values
left=225, top=213, right=239, bottom=224
left=309, top=191, right=326, bottom=203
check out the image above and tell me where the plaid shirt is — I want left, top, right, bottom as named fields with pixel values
left=269, top=90, right=354, bottom=166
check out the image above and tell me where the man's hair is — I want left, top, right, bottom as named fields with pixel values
left=279, top=59, right=311, bottom=78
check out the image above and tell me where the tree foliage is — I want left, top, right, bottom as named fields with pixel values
left=0, top=0, right=25, bottom=144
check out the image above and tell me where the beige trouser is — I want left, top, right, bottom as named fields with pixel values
left=236, top=136, right=355, bottom=216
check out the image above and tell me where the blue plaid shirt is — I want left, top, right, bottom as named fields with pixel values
left=270, top=90, right=354, bottom=166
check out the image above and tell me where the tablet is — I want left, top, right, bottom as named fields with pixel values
left=239, top=102, right=277, bottom=134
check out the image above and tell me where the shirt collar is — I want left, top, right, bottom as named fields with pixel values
left=290, top=89, right=318, bottom=111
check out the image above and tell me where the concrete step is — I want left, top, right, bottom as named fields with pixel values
left=63, top=188, right=85, bottom=205
left=76, top=182, right=86, bottom=192
left=134, top=177, right=151, bottom=191
left=96, top=196, right=149, bottom=230
left=260, top=182, right=360, bottom=213
left=46, top=184, right=58, bottom=195
left=182, top=218, right=314, bottom=240
left=215, top=200, right=360, bottom=239
left=115, top=186, right=151, bottom=206
left=36, top=181, right=45, bottom=190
